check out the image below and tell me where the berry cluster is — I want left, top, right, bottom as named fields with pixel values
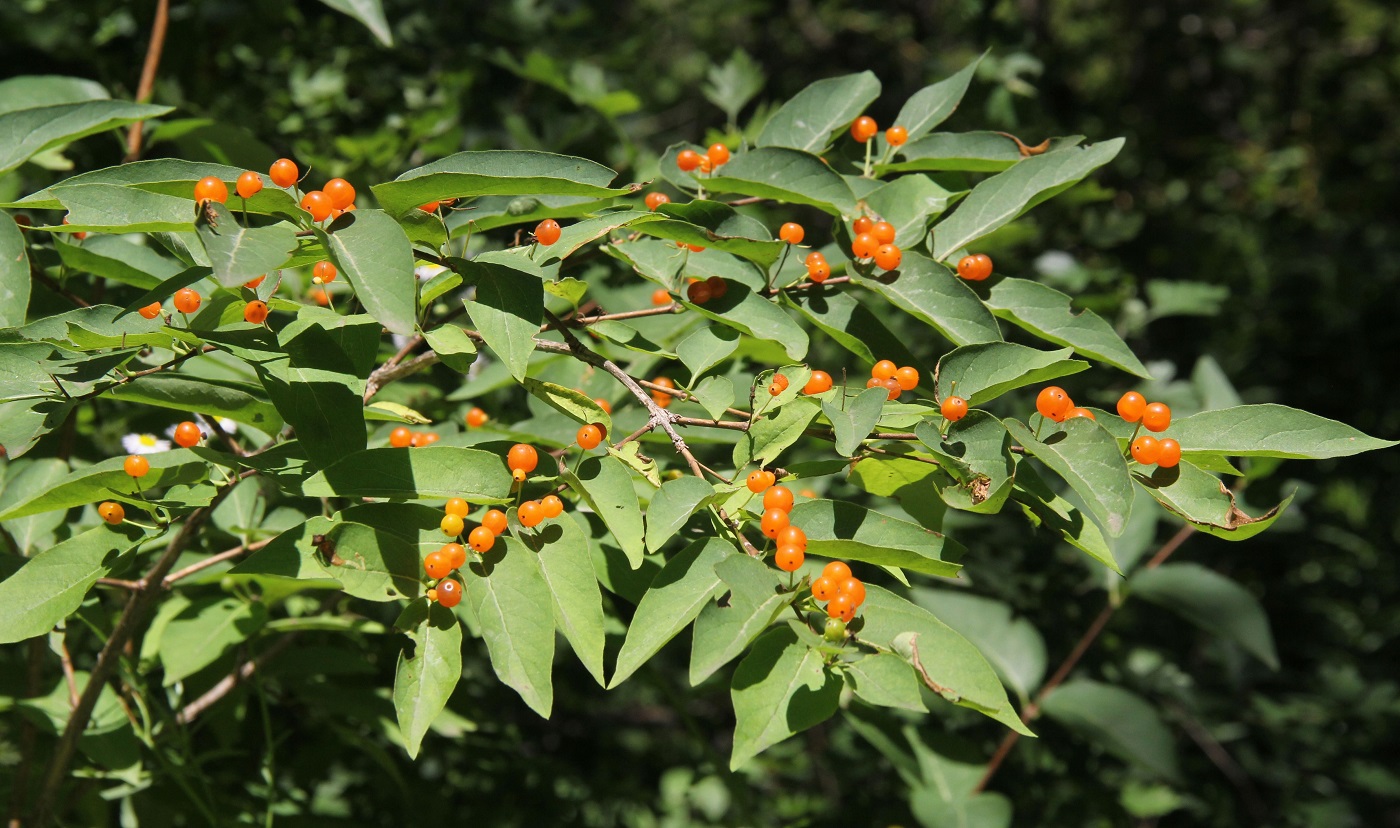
left=1034, top=386, right=1096, bottom=423
left=389, top=427, right=441, bottom=447
left=676, top=143, right=732, bottom=175
left=685, top=276, right=729, bottom=305
left=1118, top=392, right=1180, bottom=468
left=849, top=216, right=902, bottom=271
left=866, top=360, right=920, bottom=400
left=811, top=561, right=867, bottom=623
left=849, top=115, right=908, bottom=148
left=804, top=251, right=831, bottom=283
left=745, top=474, right=808, bottom=573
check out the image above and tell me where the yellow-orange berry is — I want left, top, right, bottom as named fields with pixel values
left=518, top=500, right=544, bottom=528
left=482, top=509, right=508, bottom=535
left=1116, top=391, right=1147, bottom=423
left=850, top=116, right=878, bottom=143
left=445, top=498, right=470, bottom=517
left=243, top=300, right=269, bottom=324
left=760, top=508, right=790, bottom=539
left=389, top=427, right=412, bottom=448
left=97, top=501, right=125, bottom=525
left=1157, top=438, right=1182, bottom=468
left=466, top=407, right=488, bottom=428
left=775, top=545, right=804, bottom=572
left=323, top=178, right=356, bottom=210
left=173, top=421, right=202, bottom=448
left=1131, top=436, right=1162, bottom=465
left=194, top=176, right=228, bottom=204
left=468, top=526, right=495, bottom=554
left=1142, top=402, right=1172, bottom=433
left=763, top=485, right=794, bottom=513
left=941, top=396, right=968, bottom=422
left=779, top=222, right=804, bottom=244
left=540, top=495, right=564, bottom=519
left=124, top=455, right=150, bottom=478
left=440, top=514, right=465, bottom=537
left=236, top=171, right=263, bottom=200
left=507, top=444, right=539, bottom=473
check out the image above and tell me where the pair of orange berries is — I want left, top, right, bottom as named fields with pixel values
left=1034, top=386, right=1096, bottom=423
left=1116, top=391, right=1172, bottom=432
left=956, top=254, right=994, bottom=282
left=867, top=360, right=919, bottom=400
left=685, top=276, right=729, bottom=305
left=301, top=177, right=357, bottom=223
left=850, top=216, right=903, bottom=271
left=768, top=373, right=791, bottom=396
left=675, top=143, right=731, bottom=174
left=804, top=251, right=832, bottom=283
left=139, top=288, right=200, bottom=319
left=388, top=427, right=440, bottom=448
left=650, top=377, right=676, bottom=409
left=507, top=443, right=539, bottom=483
left=850, top=116, right=908, bottom=148
left=518, top=494, right=566, bottom=529
left=811, top=561, right=866, bottom=621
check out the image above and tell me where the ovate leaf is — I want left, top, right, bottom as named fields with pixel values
left=302, top=447, right=512, bottom=502
left=317, top=0, right=393, bottom=46
left=462, top=260, right=544, bottom=381
left=935, top=342, right=1088, bottom=406
left=645, top=476, right=718, bottom=553
left=985, top=278, right=1149, bottom=377
left=706, top=147, right=857, bottom=216
left=1133, top=461, right=1292, bottom=541
left=318, top=522, right=421, bottom=601
left=527, top=509, right=608, bottom=685
left=787, top=500, right=964, bottom=578
left=160, top=597, right=268, bottom=685
left=729, top=626, right=841, bottom=769
left=0, top=524, right=144, bottom=644
left=610, top=538, right=731, bottom=687
left=895, top=53, right=985, bottom=141
left=373, top=151, right=623, bottom=217
left=758, top=71, right=881, bottom=153
left=1130, top=563, right=1278, bottom=669
left=320, top=209, right=418, bottom=337
left=690, top=554, right=795, bottom=685
left=196, top=201, right=298, bottom=287
left=1040, top=680, right=1181, bottom=781
left=1005, top=418, right=1134, bottom=537
left=0, top=211, right=30, bottom=327
left=561, top=455, right=647, bottom=569
left=852, top=251, right=1003, bottom=346
left=0, top=100, right=173, bottom=175
left=823, top=387, right=888, bottom=457
left=466, top=537, right=555, bottom=717
left=1169, top=404, right=1399, bottom=459
left=393, top=604, right=462, bottom=759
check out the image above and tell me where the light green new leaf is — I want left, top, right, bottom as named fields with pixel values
left=706, top=147, right=857, bottom=216
left=690, top=554, right=795, bottom=686
left=787, top=499, right=964, bottom=578
left=466, top=537, right=556, bottom=717
left=824, top=387, right=888, bottom=457
left=318, top=522, right=422, bottom=601
left=610, top=538, right=732, bottom=687
left=703, top=50, right=765, bottom=123
left=0, top=100, right=172, bottom=175
left=896, top=53, right=985, bottom=140
left=302, top=447, right=512, bottom=502
left=522, top=377, right=612, bottom=432
left=729, top=626, right=842, bottom=769
left=1169, top=404, right=1399, bottom=459
left=0, top=213, right=30, bottom=327
left=562, top=455, right=647, bottom=569
left=935, top=342, right=1088, bottom=406
left=462, top=260, right=544, bottom=381
left=931, top=138, right=1125, bottom=260
left=734, top=398, right=820, bottom=469
left=0, top=450, right=209, bottom=521
left=913, top=588, right=1047, bottom=701
left=645, top=476, right=718, bottom=553
left=317, top=0, right=393, bottom=45
left=524, top=510, right=608, bottom=685
left=677, top=325, right=740, bottom=382
left=1005, top=418, right=1134, bottom=537
left=1040, top=680, right=1181, bottom=781
left=1131, top=563, right=1278, bottom=669
left=373, top=150, right=623, bottom=217
left=845, top=653, right=928, bottom=712
left=985, top=278, right=1150, bottom=377
left=319, top=209, right=417, bottom=336
left=196, top=201, right=298, bottom=287
left=0, top=524, right=144, bottom=644
left=394, top=604, right=461, bottom=759
left=421, top=325, right=477, bottom=373
left=160, top=597, right=268, bottom=685
left=1133, top=461, right=1292, bottom=541
left=758, top=71, right=880, bottom=153
left=852, top=251, right=1003, bottom=346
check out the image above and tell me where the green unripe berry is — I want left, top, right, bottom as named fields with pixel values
left=824, top=617, right=848, bottom=643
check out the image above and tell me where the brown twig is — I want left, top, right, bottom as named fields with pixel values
left=123, top=0, right=171, bottom=162
left=175, top=634, right=297, bottom=726
left=76, top=346, right=216, bottom=402
left=33, top=272, right=92, bottom=308
left=58, top=634, right=80, bottom=710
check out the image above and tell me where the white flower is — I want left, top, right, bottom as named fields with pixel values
left=122, top=433, right=170, bottom=454
left=215, top=417, right=237, bottom=434
left=414, top=264, right=445, bottom=281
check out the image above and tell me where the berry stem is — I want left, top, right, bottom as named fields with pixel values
left=863, top=138, right=874, bottom=178
left=1123, top=423, right=1143, bottom=459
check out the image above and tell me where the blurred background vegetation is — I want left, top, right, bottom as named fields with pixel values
left=3, top=0, right=1398, bottom=825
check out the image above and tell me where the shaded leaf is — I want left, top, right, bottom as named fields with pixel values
left=1131, top=562, right=1278, bottom=669
left=1005, top=418, right=1134, bottom=537
left=1133, top=461, right=1292, bottom=541
left=758, top=71, right=881, bottom=153
left=196, top=201, right=298, bottom=288
left=610, top=538, right=731, bottom=687
left=690, top=554, right=795, bottom=685
left=462, top=260, right=544, bottom=381
left=373, top=151, right=624, bottom=217
left=645, top=476, right=718, bottom=553
left=466, top=537, right=555, bottom=717
left=1040, top=680, right=1181, bottom=781
left=0, top=524, right=144, bottom=644
left=729, top=625, right=841, bottom=769
left=302, top=446, right=512, bottom=502
left=0, top=100, right=172, bottom=175
left=852, top=251, right=1003, bottom=346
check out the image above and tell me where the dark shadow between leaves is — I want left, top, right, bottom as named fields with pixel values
left=1132, top=466, right=1181, bottom=488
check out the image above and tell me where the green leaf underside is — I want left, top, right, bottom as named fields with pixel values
left=394, top=604, right=462, bottom=759
left=1040, top=680, right=1181, bottom=781
left=935, top=342, right=1089, bottom=406
left=690, top=554, right=795, bottom=686
left=1133, top=461, right=1292, bottom=541
left=466, top=537, right=556, bottom=717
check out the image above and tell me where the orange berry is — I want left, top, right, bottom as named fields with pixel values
left=468, top=526, right=495, bottom=554
left=851, top=232, right=879, bottom=259
left=595, top=398, right=612, bottom=415
left=871, top=360, right=897, bottom=380
left=697, top=155, right=713, bottom=174
left=1066, top=407, right=1096, bottom=420
left=957, top=254, right=994, bottom=281
left=313, top=261, right=337, bottom=283
left=577, top=423, right=604, bottom=450
left=466, top=407, right=488, bottom=428
left=421, top=432, right=440, bottom=445
left=440, top=514, right=465, bottom=537
left=1035, top=386, right=1073, bottom=422
left=426, top=588, right=439, bottom=603
left=645, top=192, right=671, bottom=210
left=803, top=371, right=833, bottom=395
left=445, top=498, right=470, bottom=517
left=676, top=149, right=702, bottom=172
left=686, top=280, right=712, bottom=304
left=804, top=251, right=826, bottom=268
left=245, top=275, right=266, bottom=289
left=236, top=171, right=263, bottom=200
left=442, top=543, right=467, bottom=569
left=1116, top=391, right=1147, bottom=423
left=269, top=158, right=298, bottom=188
left=1131, top=436, right=1162, bottom=465
left=173, top=288, right=201, bottom=314
left=707, top=143, right=731, bottom=167
left=323, top=178, right=356, bottom=210
left=885, top=125, right=909, bottom=146
left=705, top=276, right=728, bottom=298
left=1142, top=402, right=1172, bottom=433
left=419, top=201, right=440, bottom=213
left=482, top=509, right=508, bottom=535
left=746, top=470, right=772, bottom=494
left=97, top=501, right=126, bottom=524
left=300, top=190, right=333, bottom=222
left=873, top=243, right=902, bottom=271
left=827, top=593, right=855, bottom=620
left=807, top=262, right=830, bottom=282
left=389, top=426, right=412, bottom=448
left=540, top=495, right=564, bottom=519
left=811, top=576, right=837, bottom=602
left=535, top=219, right=562, bottom=245
left=883, top=378, right=903, bottom=400
left=779, top=222, right=805, bottom=244
left=436, top=578, right=462, bottom=608
left=836, top=577, right=866, bottom=608
left=852, top=216, right=873, bottom=235
left=763, top=470, right=777, bottom=489
left=871, top=222, right=896, bottom=245
left=763, top=486, right=794, bottom=513
left=775, top=545, right=804, bottom=572
left=799, top=489, right=818, bottom=499
left=124, top=455, right=151, bottom=478
left=1157, top=438, right=1182, bottom=468
left=243, top=300, right=269, bottom=324
left=309, top=287, right=329, bottom=306
left=194, top=176, right=228, bottom=204
left=138, top=302, right=162, bottom=320
left=173, top=421, right=202, bottom=448
left=941, top=396, right=969, bottom=422
left=424, top=550, right=452, bottom=579
left=507, top=444, right=539, bottom=473
left=61, top=216, right=86, bottom=240
left=850, top=116, right=878, bottom=143
left=775, top=525, right=806, bottom=550
left=822, top=561, right=852, bottom=581
left=894, top=366, right=919, bottom=391
left=518, top=500, right=544, bottom=528
left=760, top=508, right=790, bottom=539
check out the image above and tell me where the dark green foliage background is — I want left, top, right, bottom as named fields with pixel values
left=2, top=1, right=1397, bottom=825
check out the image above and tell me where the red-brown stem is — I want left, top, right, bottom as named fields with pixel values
left=175, top=634, right=297, bottom=726
left=123, top=0, right=170, bottom=162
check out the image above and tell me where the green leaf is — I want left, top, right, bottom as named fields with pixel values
left=916, top=412, right=1016, bottom=514
left=845, top=653, right=928, bottom=712
left=561, top=455, right=647, bottom=569
left=734, top=398, right=820, bottom=469
left=0, top=75, right=108, bottom=115
left=1011, top=464, right=1118, bottom=571
left=393, top=604, right=461, bottom=759
left=640, top=201, right=784, bottom=267
left=0, top=450, right=209, bottom=521
left=523, top=509, right=608, bottom=685
left=781, top=286, right=920, bottom=367
left=935, top=342, right=1088, bottom=406
left=610, top=537, right=731, bottom=687
left=318, top=209, right=418, bottom=337
left=317, top=522, right=421, bottom=601
left=466, top=536, right=555, bottom=717
left=0, top=460, right=70, bottom=555
left=645, top=476, right=718, bottom=553
left=421, top=325, right=477, bottom=373
left=462, top=260, right=544, bottom=381
left=729, top=625, right=842, bottom=769
left=690, top=554, right=795, bottom=686
left=195, top=201, right=298, bottom=288
left=845, top=452, right=949, bottom=531
left=373, top=151, right=623, bottom=217
left=0, top=100, right=173, bottom=175
left=53, top=234, right=181, bottom=290
left=1005, top=418, right=1134, bottom=537
left=253, top=322, right=368, bottom=470
left=824, top=387, right=888, bottom=457
left=521, top=377, right=612, bottom=432
left=787, top=500, right=964, bottom=578
left=160, top=597, right=268, bottom=685
left=913, top=589, right=1047, bottom=701
left=984, top=278, right=1150, bottom=377
left=532, top=210, right=658, bottom=264
left=857, top=585, right=1029, bottom=733
left=758, top=71, right=881, bottom=153
left=852, top=251, right=1003, bottom=346
left=684, top=282, right=809, bottom=362
left=1133, top=461, right=1292, bottom=541
left=1131, top=563, right=1278, bottom=669
left=302, top=447, right=512, bottom=502
left=895, top=53, right=985, bottom=141
left=882, top=132, right=1084, bottom=173
left=47, top=184, right=193, bottom=234
left=0, top=212, right=30, bottom=328
left=706, top=147, right=857, bottom=216
left=105, top=374, right=283, bottom=432
left=931, top=138, right=1125, bottom=261
left=1040, top=680, right=1181, bottom=781
left=864, top=174, right=961, bottom=247
left=0, top=524, right=144, bottom=644
left=317, top=0, right=393, bottom=46
left=677, top=325, right=740, bottom=382
left=703, top=50, right=765, bottom=123
left=692, top=375, right=736, bottom=420
left=1169, top=404, right=1399, bottom=459
left=6, top=160, right=299, bottom=218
